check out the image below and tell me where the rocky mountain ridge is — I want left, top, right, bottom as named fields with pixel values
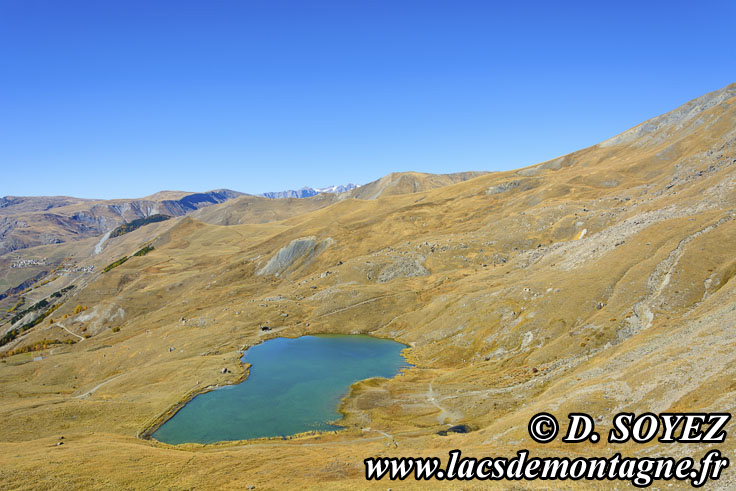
left=260, top=183, right=359, bottom=199
left=0, top=189, right=243, bottom=256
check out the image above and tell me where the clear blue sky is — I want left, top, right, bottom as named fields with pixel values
left=1, top=1, right=734, bottom=199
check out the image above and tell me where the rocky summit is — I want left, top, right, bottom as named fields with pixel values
left=1, top=83, right=735, bottom=489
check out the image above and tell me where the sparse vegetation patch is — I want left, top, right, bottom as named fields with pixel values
left=0, top=338, right=76, bottom=359
left=133, top=245, right=154, bottom=257
left=103, top=256, right=129, bottom=273
left=109, top=214, right=171, bottom=238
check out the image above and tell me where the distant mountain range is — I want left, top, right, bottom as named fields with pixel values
left=0, top=189, right=243, bottom=256
left=0, top=174, right=494, bottom=257
left=260, top=183, right=359, bottom=199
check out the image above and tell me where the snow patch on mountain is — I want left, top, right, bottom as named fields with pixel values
left=260, top=183, right=359, bottom=199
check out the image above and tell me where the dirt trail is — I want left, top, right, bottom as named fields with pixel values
left=58, top=323, right=85, bottom=342
left=75, top=374, right=123, bottom=398
left=313, top=293, right=398, bottom=319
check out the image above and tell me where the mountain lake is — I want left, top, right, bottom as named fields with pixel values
left=152, top=334, right=411, bottom=444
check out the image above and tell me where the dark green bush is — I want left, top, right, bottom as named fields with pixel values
left=109, top=215, right=171, bottom=238
left=103, top=256, right=129, bottom=273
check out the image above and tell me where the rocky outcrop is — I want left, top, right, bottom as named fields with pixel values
left=257, top=237, right=334, bottom=277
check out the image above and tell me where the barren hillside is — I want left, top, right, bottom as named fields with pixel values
left=0, top=189, right=244, bottom=256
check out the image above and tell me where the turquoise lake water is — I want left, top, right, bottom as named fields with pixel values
left=152, top=334, right=411, bottom=444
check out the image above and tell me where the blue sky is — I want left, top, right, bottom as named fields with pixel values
left=1, top=1, right=734, bottom=199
